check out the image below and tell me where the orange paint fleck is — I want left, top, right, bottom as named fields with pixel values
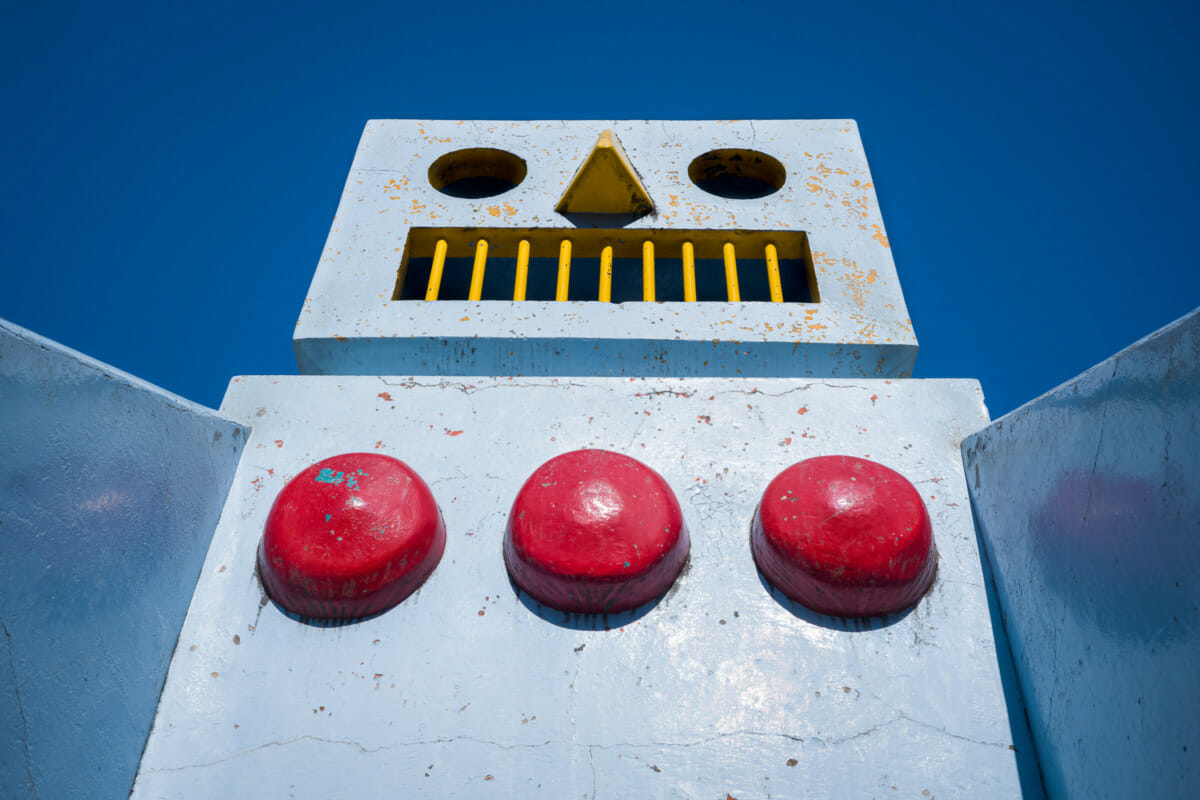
left=797, top=406, right=809, bottom=415
left=274, top=440, right=284, bottom=448
left=486, top=205, right=501, bottom=217
left=378, top=392, right=393, bottom=401
left=446, top=430, right=464, bottom=437
left=697, top=415, right=712, bottom=425
left=871, top=224, right=890, bottom=248
left=374, top=440, right=385, bottom=449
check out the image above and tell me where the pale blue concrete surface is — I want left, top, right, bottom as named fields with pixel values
left=0, top=320, right=248, bottom=800
left=294, top=120, right=919, bottom=379
left=295, top=333, right=917, bottom=380
left=133, top=375, right=1039, bottom=799
left=962, top=307, right=1200, bottom=799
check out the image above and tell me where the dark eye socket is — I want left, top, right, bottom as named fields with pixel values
left=689, top=149, right=786, bottom=199
left=429, top=149, right=527, bottom=198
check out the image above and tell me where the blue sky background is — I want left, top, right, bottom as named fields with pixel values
left=3, top=1, right=1197, bottom=416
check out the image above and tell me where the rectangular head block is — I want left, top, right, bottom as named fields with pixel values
left=295, top=120, right=917, bottom=378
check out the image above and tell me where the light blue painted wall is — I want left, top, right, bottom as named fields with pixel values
left=962, top=307, right=1200, bottom=800
left=295, top=120, right=920, bottom=381
left=0, top=320, right=247, bottom=800
left=294, top=335, right=917, bottom=380
left=133, top=375, right=1038, bottom=798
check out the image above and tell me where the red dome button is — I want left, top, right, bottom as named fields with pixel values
left=258, top=453, right=446, bottom=620
left=751, top=455, right=935, bottom=617
left=504, top=449, right=689, bottom=614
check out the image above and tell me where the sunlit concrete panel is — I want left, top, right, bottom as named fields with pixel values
left=962, top=307, right=1200, bottom=800
left=134, top=375, right=1038, bottom=798
left=294, top=120, right=918, bottom=378
left=294, top=335, right=916, bottom=381
left=0, top=320, right=247, bottom=800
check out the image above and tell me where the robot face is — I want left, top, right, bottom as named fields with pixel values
left=404, top=133, right=811, bottom=304
left=296, top=120, right=916, bottom=379
left=124, top=120, right=1034, bottom=797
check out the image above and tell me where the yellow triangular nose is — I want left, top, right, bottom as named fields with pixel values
left=556, top=130, right=654, bottom=216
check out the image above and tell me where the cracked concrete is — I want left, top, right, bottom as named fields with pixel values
left=133, top=374, right=1032, bottom=798
left=296, top=120, right=918, bottom=380
left=144, top=734, right=561, bottom=774
left=961, top=307, right=1200, bottom=800
left=2, top=622, right=37, bottom=799
left=1, top=319, right=246, bottom=800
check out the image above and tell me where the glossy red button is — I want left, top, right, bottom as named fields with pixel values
left=504, top=449, right=689, bottom=614
left=258, top=453, right=445, bottom=620
left=751, top=455, right=935, bottom=617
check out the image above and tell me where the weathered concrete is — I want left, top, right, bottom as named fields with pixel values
left=0, top=320, right=247, bottom=800
left=294, top=120, right=917, bottom=378
left=133, top=375, right=1039, bottom=799
left=962, top=307, right=1200, bottom=799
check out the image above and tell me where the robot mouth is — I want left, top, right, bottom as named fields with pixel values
left=393, top=227, right=819, bottom=304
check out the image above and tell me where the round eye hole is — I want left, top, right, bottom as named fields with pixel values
left=688, top=149, right=786, bottom=199
left=428, top=148, right=527, bottom=198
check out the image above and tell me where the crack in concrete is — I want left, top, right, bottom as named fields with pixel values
left=895, top=711, right=1016, bottom=750
left=1082, top=361, right=1119, bottom=523
left=370, top=376, right=889, bottom=403
left=634, top=388, right=696, bottom=399
left=143, top=714, right=1015, bottom=777
left=144, top=734, right=557, bottom=773
left=579, top=715, right=1014, bottom=752
left=3, top=621, right=38, bottom=798
left=588, top=744, right=598, bottom=799
left=428, top=467, right=470, bottom=488
left=567, top=651, right=583, bottom=743
left=376, top=377, right=591, bottom=394
left=709, top=383, right=818, bottom=399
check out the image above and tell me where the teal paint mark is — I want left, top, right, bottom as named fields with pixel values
left=315, top=468, right=345, bottom=485
left=345, top=474, right=359, bottom=489
left=325, top=514, right=332, bottom=522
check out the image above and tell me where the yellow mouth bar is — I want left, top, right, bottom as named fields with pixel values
left=395, top=228, right=819, bottom=305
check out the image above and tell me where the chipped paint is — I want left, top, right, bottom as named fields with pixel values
left=295, top=120, right=917, bottom=378
left=129, top=374, right=1033, bottom=799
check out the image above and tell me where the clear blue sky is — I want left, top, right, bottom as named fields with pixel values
left=3, top=1, right=1198, bottom=416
